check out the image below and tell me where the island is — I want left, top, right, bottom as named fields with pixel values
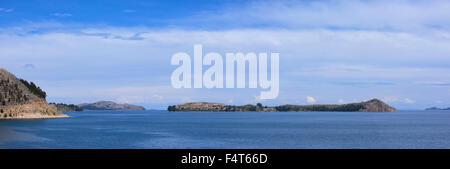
left=0, top=68, right=68, bottom=119
left=168, top=99, right=397, bottom=112
left=78, top=101, right=146, bottom=110
left=425, top=107, right=450, bottom=110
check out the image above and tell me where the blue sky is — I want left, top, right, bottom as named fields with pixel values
left=1, top=0, right=450, bottom=109
left=0, top=0, right=237, bottom=27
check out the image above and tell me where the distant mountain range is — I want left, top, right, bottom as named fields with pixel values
left=78, top=101, right=146, bottom=111
left=168, top=99, right=397, bottom=112
left=425, top=107, right=450, bottom=110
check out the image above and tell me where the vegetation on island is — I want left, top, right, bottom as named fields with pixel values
left=19, top=78, right=47, bottom=99
left=168, top=102, right=266, bottom=112
left=49, top=103, right=83, bottom=112
left=168, top=99, right=397, bottom=112
left=78, top=101, right=146, bottom=110
left=274, top=103, right=364, bottom=112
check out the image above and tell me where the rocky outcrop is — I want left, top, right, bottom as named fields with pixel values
left=1, top=101, right=67, bottom=119
left=0, top=68, right=68, bottom=119
left=168, top=99, right=397, bottom=112
left=357, top=99, right=397, bottom=112
left=78, top=101, right=146, bottom=110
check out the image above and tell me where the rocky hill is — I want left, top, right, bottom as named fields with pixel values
left=0, top=68, right=68, bottom=119
left=168, top=99, right=397, bottom=112
left=78, top=101, right=146, bottom=110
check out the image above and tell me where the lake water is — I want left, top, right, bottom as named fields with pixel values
left=1, top=110, right=450, bottom=149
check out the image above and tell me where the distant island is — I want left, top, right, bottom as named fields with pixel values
left=425, top=107, right=450, bottom=111
left=50, top=103, right=83, bottom=112
left=0, top=68, right=68, bottom=119
left=78, top=101, right=146, bottom=110
left=168, top=99, right=397, bottom=112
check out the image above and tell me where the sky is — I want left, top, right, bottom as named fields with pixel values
left=1, top=0, right=450, bottom=110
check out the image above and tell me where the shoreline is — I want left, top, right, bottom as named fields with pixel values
left=0, top=114, right=69, bottom=120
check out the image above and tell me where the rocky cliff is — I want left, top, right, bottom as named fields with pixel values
left=78, top=101, right=146, bottom=110
left=168, top=99, right=397, bottom=112
left=0, top=68, right=68, bottom=119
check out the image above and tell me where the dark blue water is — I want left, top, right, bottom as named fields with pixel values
left=1, top=110, right=450, bottom=148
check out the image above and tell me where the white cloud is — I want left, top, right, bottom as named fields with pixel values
left=382, top=96, right=399, bottom=103
left=382, top=96, right=416, bottom=104
left=404, top=98, right=415, bottom=104
left=338, top=99, right=345, bottom=104
left=306, top=96, right=316, bottom=104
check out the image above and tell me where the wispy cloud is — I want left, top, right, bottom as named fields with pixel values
left=333, top=81, right=395, bottom=86
left=188, top=0, right=450, bottom=31
left=23, top=64, right=35, bottom=69
left=382, top=96, right=416, bottom=104
left=404, top=98, right=415, bottom=104
left=53, top=13, right=72, bottom=17
left=417, top=81, right=450, bottom=86
left=122, top=9, right=136, bottom=13
left=0, top=8, right=13, bottom=12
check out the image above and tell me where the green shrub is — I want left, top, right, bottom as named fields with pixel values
left=19, top=79, right=46, bottom=99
